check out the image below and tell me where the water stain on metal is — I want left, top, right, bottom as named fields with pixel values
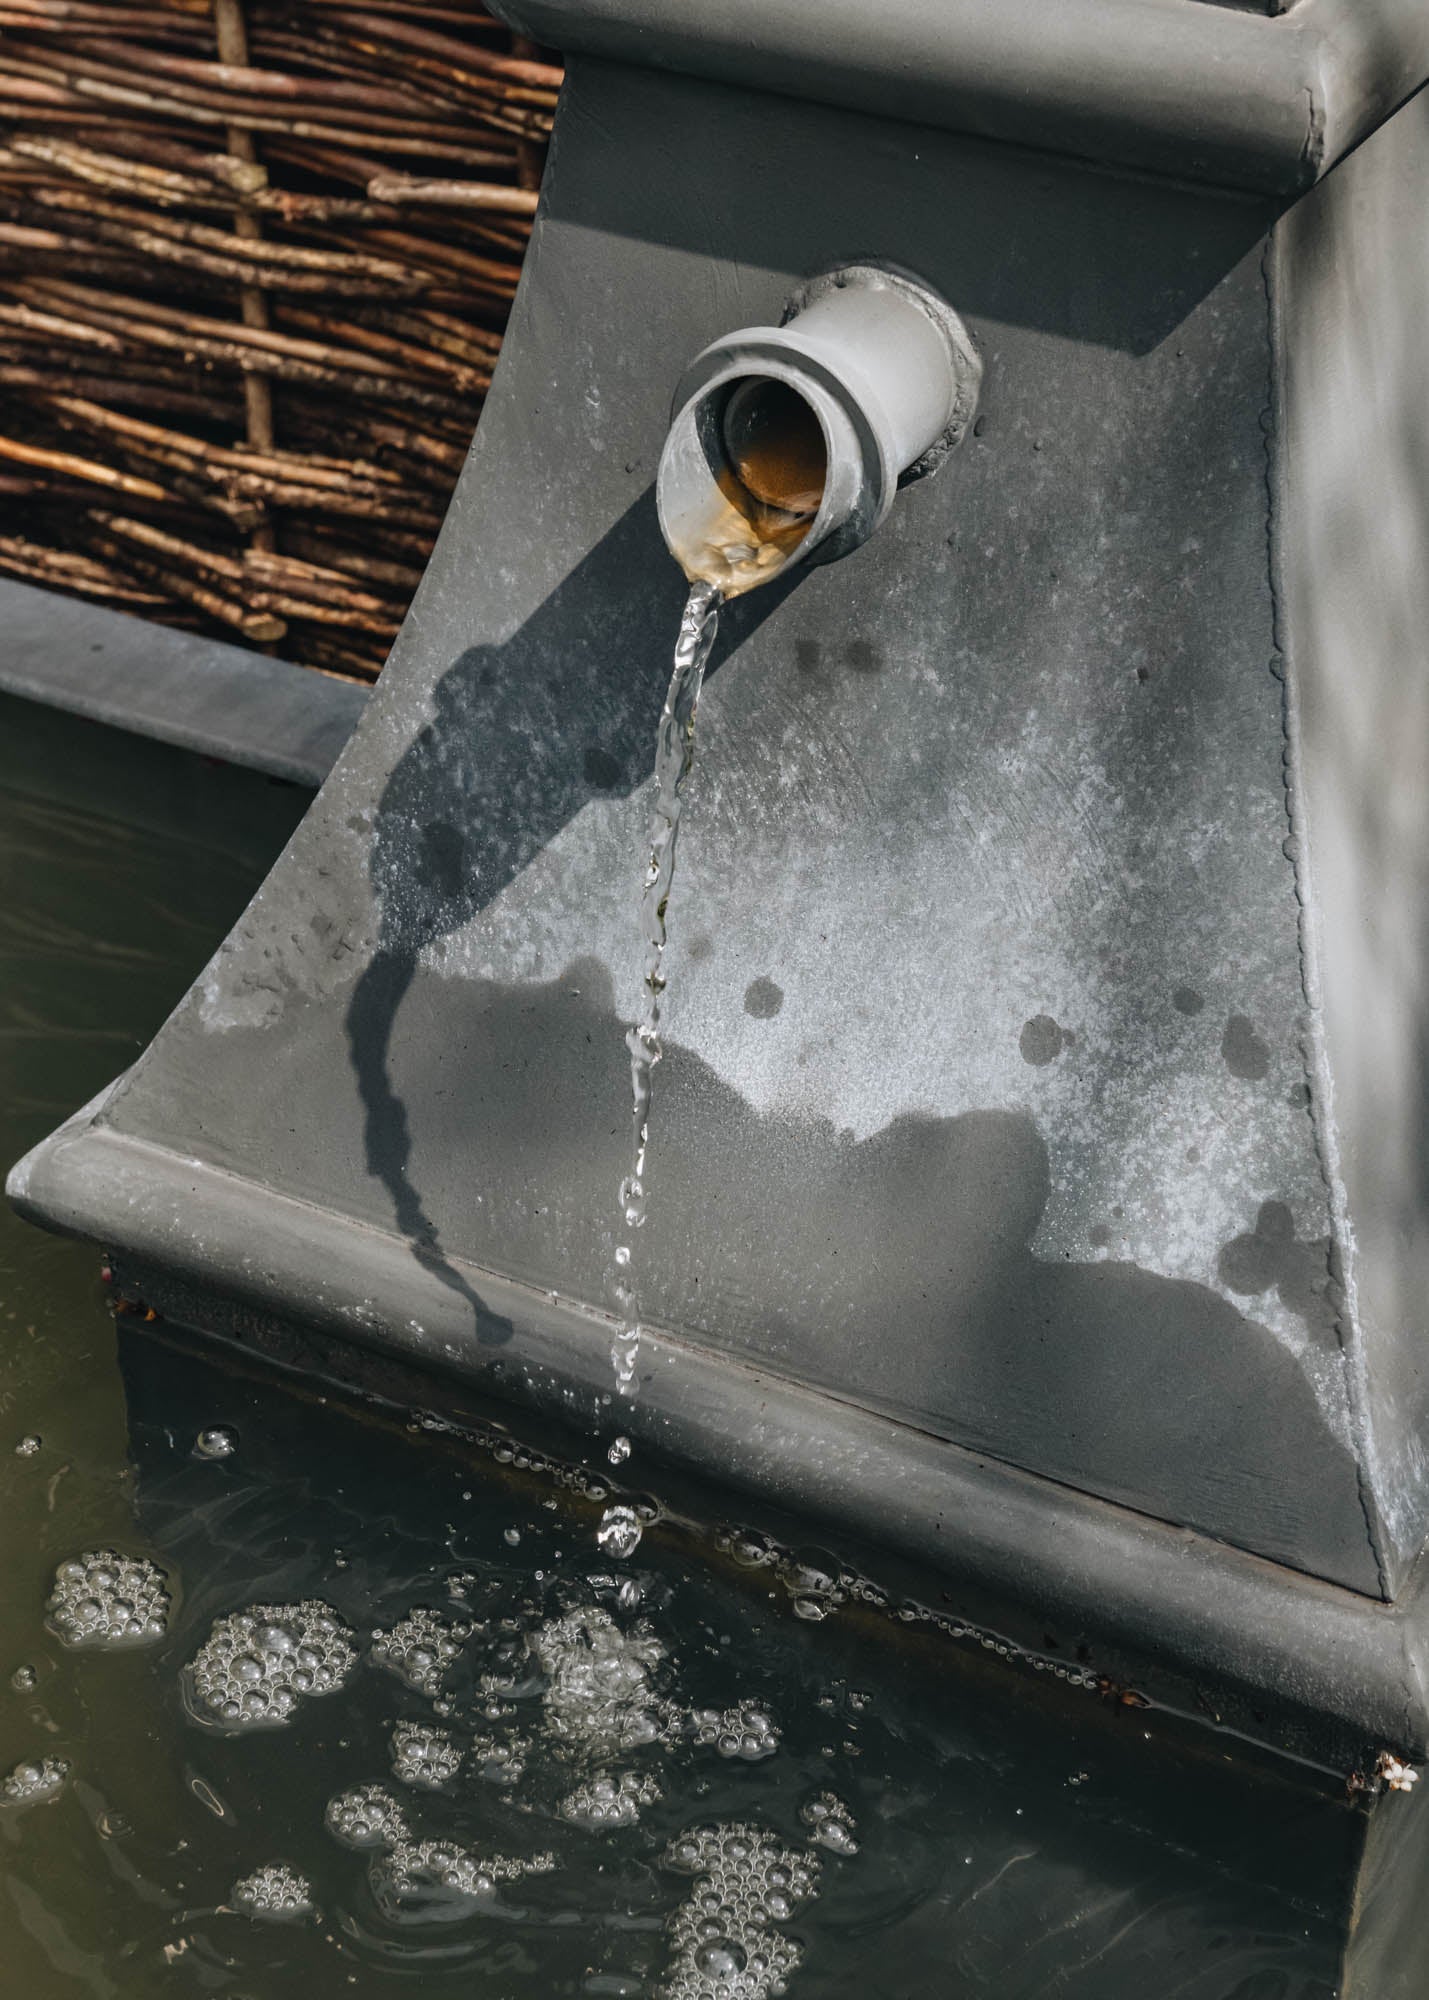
left=1221, top=1013, right=1272, bottom=1080
left=1217, top=1199, right=1336, bottom=1333
left=1019, top=1014, right=1070, bottom=1066
left=744, top=977, right=785, bottom=1019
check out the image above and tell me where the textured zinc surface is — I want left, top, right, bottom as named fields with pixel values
left=64, top=65, right=1375, bottom=1590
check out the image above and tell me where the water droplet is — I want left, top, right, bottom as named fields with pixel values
left=14, top=1435, right=40, bottom=1458
left=503, top=1526, right=521, bottom=1547
left=607, top=1435, right=632, bottom=1466
left=193, top=1426, right=238, bottom=1460
left=597, top=1504, right=643, bottom=1560
left=10, top=1665, right=36, bottom=1692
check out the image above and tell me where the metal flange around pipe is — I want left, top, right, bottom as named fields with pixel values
left=656, top=262, right=982, bottom=596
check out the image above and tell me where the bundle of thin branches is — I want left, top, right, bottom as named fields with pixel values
left=0, top=0, right=557, bottom=681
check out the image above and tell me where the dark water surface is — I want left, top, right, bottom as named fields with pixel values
left=0, top=695, right=1353, bottom=1997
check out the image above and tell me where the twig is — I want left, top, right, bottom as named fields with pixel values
left=363, top=172, right=537, bottom=216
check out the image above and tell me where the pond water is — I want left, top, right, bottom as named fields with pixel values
left=0, top=694, right=1356, bottom=1997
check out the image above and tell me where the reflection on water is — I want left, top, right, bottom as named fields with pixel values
left=0, top=698, right=1353, bottom=1998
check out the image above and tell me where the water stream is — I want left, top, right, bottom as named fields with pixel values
left=606, top=582, right=722, bottom=1435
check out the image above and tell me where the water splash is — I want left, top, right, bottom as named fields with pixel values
left=608, top=581, right=722, bottom=1410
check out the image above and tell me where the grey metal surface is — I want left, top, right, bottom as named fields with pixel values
left=6, top=63, right=1373, bottom=1586
left=0, top=580, right=367, bottom=787
left=492, top=0, right=1429, bottom=195
left=1277, top=87, right=1429, bottom=1598
left=12, top=1103, right=1426, bottom=1774
left=12, top=56, right=1429, bottom=1757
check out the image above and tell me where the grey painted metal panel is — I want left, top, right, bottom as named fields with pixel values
left=492, top=0, right=1429, bottom=194
left=0, top=580, right=367, bottom=787
left=6, top=63, right=1383, bottom=1601
left=1277, top=89, right=1429, bottom=1597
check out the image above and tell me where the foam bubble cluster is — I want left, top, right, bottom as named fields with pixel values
left=559, top=1769, right=661, bottom=1829
left=368, top=1838, right=555, bottom=1922
left=325, top=1782, right=410, bottom=1850
left=800, top=1793, right=858, bottom=1855
left=468, top=1732, right=528, bottom=1787
left=688, top=1703, right=780, bottom=1761
left=188, top=1601, right=357, bottom=1728
left=231, top=1861, right=314, bottom=1921
left=530, top=1605, right=667, bottom=1758
left=370, top=1607, right=470, bottom=1697
left=662, top=1824, right=819, bottom=2000
left=45, top=1551, right=170, bottom=1650
left=390, top=1719, right=461, bottom=1790
left=2, top=1756, right=69, bottom=1806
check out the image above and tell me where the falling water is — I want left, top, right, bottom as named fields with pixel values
left=607, top=581, right=722, bottom=1409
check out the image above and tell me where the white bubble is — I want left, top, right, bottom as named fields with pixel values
left=370, top=1607, right=470, bottom=1698
left=661, top=1823, right=819, bottom=2000
left=468, top=1732, right=527, bottom=1787
left=188, top=1600, right=356, bottom=1730
left=688, top=1703, right=780, bottom=1761
left=14, top=1436, right=40, bottom=1458
left=368, top=1837, right=554, bottom=1921
left=231, top=1861, right=313, bottom=1921
left=9, top=1665, right=36, bottom=1692
left=800, top=1791, right=859, bottom=1855
left=530, top=1604, right=666, bottom=1759
left=193, top=1427, right=238, bottom=1461
left=324, top=1782, right=409, bottom=1851
left=559, top=1768, right=661, bottom=1828
left=2, top=1755, right=68, bottom=1806
left=607, top=1435, right=632, bottom=1466
left=46, top=1551, right=170, bottom=1650
left=390, top=1719, right=461, bottom=1790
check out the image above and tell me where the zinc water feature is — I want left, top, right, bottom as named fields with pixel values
left=0, top=692, right=1361, bottom=1996
left=12, top=0, right=1429, bottom=1986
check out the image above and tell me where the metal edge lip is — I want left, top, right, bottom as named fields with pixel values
left=10, top=1111, right=1428, bottom=1771
left=0, top=580, right=368, bottom=788
left=491, top=0, right=1427, bottom=195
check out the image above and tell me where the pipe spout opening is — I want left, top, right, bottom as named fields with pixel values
left=657, top=263, right=982, bottom=597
